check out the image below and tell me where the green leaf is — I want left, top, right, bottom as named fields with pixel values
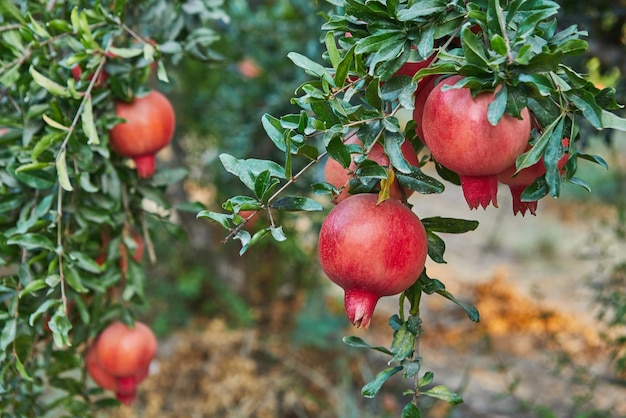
left=196, top=211, right=232, bottom=229
left=0, top=318, right=17, bottom=351
left=14, top=354, right=33, bottom=382
left=220, top=154, right=286, bottom=192
left=325, top=31, right=341, bottom=68
left=460, top=27, right=489, bottom=68
left=401, top=402, right=421, bottom=418
left=81, top=97, right=99, bottom=145
left=270, top=196, right=322, bottom=212
left=56, top=148, right=74, bottom=191
left=426, top=231, right=446, bottom=264
left=396, top=169, right=445, bottom=195
left=421, top=385, right=463, bottom=405
left=18, top=279, right=47, bottom=298
left=68, top=251, right=102, bottom=274
left=418, top=371, right=434, bottom=387
left=362, top=366, right=403, bottom=398
left=29, top=66, right=70, bottom=98
left=327, top=136, right=352, bottom=169
left=109, top=46, right=145, bottom=58
left=436, top=289, right=480, bottom=322
left=287, top=52, right=334, bottom=86
left=270, top=226, right=287, bottom=242
left=421, top=217, right=479, bottom=234
left=565, top=90, right=602, bottom=129
left=342, top=336, right=393, bottom=355
left=64, top=266, right=89, bottom=293
left=6, top=234, right=56, bottom=252
left=396, top=0, right=446, bottom=21
left=390, top=322, right=415, bottom=363
left=43, top=114, right=70, bottom=131
left=487, top=85, right=507, bottom=126
left=384, top=131, right=412, bottom=174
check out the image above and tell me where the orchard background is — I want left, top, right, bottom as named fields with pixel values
left=1, top=1, right=626, bottom=417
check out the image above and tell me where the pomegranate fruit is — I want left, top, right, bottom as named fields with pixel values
left=324, top=133, right=419, bottom=204
left=421, top=75, right=531, bottom=209
left=87, top=321, right=157, bottom=405
left=498, top=138, right=569, bottom=216
left=94, top=321, right=157, bottom=377
left=318, top=194, right=428, bottom=329
left=109, top=90, right=176, bottom=178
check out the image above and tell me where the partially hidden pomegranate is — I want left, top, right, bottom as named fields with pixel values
left=109, top=90, right=175, bottom=178
left=324, top=133, right=419, bottom=204
left=412, top=75, right=437, bottom=142
left=421, top=75, right=531, bottom=209
left=498, top=138, right=569, bottom=216
left=318, top=194, right=428, bottom=329
left=87, top=321, right=157, bottom=405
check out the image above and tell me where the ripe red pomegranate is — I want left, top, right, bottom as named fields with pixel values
left=109, top=90, right=176, bottom=178
left=421, top=75, right=531, bottom=209
left=318, top=194, right=428, bottom=329
left=498, top=138, right=569, bottom=216
left=71, top=65, right=109, bottom=87
left=324, top=133, right=419, bottom=203
left=87, top=321, right=156, bottom=405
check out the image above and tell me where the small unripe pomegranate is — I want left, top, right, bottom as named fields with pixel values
left=324, top=133, right=419, bottom=204
left=109, top=90, right=175, bottom=178
left=318, top=194, right=428, bottom=329
left=498, top=138, right=569, bottom=216
left=422, top=75, right=531, bottom=209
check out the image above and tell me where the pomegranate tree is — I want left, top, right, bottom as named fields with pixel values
left=109, top=90, right=176, bottom=178
left=318, top=194, right=428, bottom=329
left=421, top=75, right=531, bottom=209
left=324, top=133, right=419, bottom=203
left=87, top=321, right=157, bottom=405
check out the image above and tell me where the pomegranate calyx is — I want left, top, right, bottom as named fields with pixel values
left=508, top=184, right=538, bottom=216
left=132, top=154, right=157, bottom=178
left=115, top=391, right=137, bottom=406
left=459, top=175, right=499, bottom=210
left=344, top=288, right=381, bottom=330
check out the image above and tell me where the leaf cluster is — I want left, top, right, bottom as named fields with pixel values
left=0, top=0, right=225, bottom=414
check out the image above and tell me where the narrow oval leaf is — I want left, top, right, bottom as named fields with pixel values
left=29, top=66, right=70, bottom=97
left=362, top=366, right=403, bottom=398
left=422, top=385, right=464, bottom=405
left=270, top=196, right=322, bottom=212
left=342, top=336, right=393, bottom=355
left=56, top=148, right=73, bottom=191
left=81, top=97, right=99, bottom=145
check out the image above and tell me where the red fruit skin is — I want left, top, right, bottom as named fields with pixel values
left=324, top=133, right=419, bottom=204
left=421, top=75, right=531, bottom=209
left=86, top=345, right=118, bottom=392
left=412, top=76, right=437, bottom=142
left=498, top=138, right=569, bottom=216
left=94, top=321, right=157, bottom=378
left=318, top=194, right=428, bottom=329
left=109, top=90, right=176, bottom=178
